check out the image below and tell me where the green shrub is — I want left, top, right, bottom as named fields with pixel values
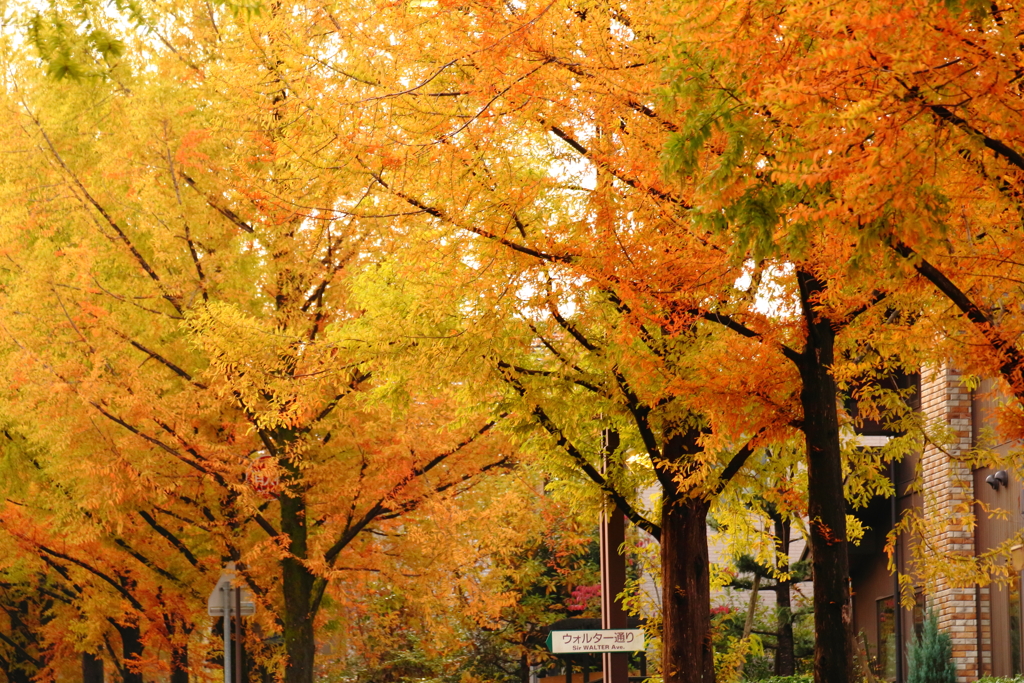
left=907, top=611, right=956, bottom=683
left=976, top=677, right=1024, bottom=683
left=755, top=677, right=812, bottom=683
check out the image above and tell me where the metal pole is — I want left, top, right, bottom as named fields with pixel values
left=891, top=460, right=903, bottom=683
left=223, top=585, right=232, bottom=683
left=235, top=585, right=244, bottom=683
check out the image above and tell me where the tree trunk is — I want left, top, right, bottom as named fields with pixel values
left=773, top=516, right=795, bottom=677
left=660, top=493, right=715, bottom=683
left=795, top=269, right=853, bottom=683
left=170, top=641, right=189, bottom=683
left=6, top=661, right=31, bottom=683
left=281, top=489, right=315, bottom=683
left=164, top=611, right=190, bottom=683
left=774, top=578, right=795, bottom=676
left=83, top=652, right=105, bottom=683
left=7, top=605, right=36, bottom=683
left=116, top=624, right=144, bottom=683
left=246, top=642, right=273, bottom=683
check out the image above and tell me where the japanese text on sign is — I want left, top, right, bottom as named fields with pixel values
left=546, top=629, right=645, bottom=654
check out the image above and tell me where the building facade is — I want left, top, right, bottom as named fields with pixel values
left=852, top=367, right=1024, bottom=682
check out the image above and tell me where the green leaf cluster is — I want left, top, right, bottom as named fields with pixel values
left=23, top=0, right=144, bottom=81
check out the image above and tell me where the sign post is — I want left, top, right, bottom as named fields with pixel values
left=600, top=429, right=630, bottom=683
left=207, top=564, right=256, bottom=683
left=223, top=585, right=232, bottom=683
left=235, top=586, right=244, bottom=683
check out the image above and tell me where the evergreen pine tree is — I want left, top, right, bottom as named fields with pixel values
left=907, top=610, right=957, bottom=683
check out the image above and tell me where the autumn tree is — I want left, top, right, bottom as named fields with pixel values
left=661, top=0, right=1024, bottom=595
left=307, top=3, right=910, bottom=682
left=658, top=0, right=1024, bottom=421
left=334, top=491, right=601, bottom=683
left=320, top=27, right=815, bottom=683
left=0, top=4, right=964, bottom=683
left=0, top=4, right=529, bottom=681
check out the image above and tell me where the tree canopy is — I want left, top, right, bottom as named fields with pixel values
left=0, top=0, right=1023, bottom=682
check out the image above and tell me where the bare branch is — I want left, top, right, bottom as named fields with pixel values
left=545, top=122, right=690, bottom=208
left=180, top=173, right=255, bottom=233
left=360, top=161, right=574, bottom=265
left=137, top=510, right=200, bottom=568
left=25, top=108, right=182, bottom=315
left=498, top=367, right=661, bottom=539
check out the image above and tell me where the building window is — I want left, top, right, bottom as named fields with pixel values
left=878, top=596, right=896, bottom=681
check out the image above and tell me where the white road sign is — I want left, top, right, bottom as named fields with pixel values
left=546, top=629, right=644, bottom=654
left=206, top=564, right=255, bottom=616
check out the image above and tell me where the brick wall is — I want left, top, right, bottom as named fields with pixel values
left=919, top=366, right=983, bottom=681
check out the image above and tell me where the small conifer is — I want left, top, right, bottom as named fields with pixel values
left=907, top=610, right=956, bottom=683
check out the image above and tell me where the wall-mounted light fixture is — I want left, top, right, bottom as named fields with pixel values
left=986, top=470, right=1010, bottom=490
left=1012, top=544, right=1024, bottom=573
